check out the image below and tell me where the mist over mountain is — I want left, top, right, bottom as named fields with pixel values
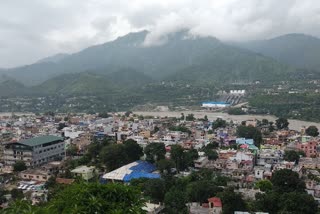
left=36, top=53, right=70, bottom=64
left=0, top=30, right=297, bottom=88
left=236, top=33, right=320, bottom=71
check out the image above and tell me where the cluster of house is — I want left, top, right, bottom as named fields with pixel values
left=1, top=113, right=320, bottom=212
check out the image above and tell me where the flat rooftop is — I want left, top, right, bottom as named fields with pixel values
left=19, top=135, right=64, bottom=147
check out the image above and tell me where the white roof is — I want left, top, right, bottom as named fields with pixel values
left=102, top=162, right=139, bottom=180
left=71, top=165, right=95, bottom=174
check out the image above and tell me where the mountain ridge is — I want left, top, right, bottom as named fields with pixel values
left=0, top=30, right=308, bottom=87
left=236, top=33, right=320, bottom=70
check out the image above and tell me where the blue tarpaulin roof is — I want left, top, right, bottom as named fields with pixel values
left=123, top=172, right=160, bottom=182
left=123, top=160, right=159, bottom=182
left=102, top=160, right=160, bottom=182
left=129, top=160, right=157, bottom=172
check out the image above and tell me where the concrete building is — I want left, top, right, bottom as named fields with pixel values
left=71, top=165, right=96, bottom=181
left=296, top=141, right=319, bottom=157
left=3, top=135, right=65, bottom=167
left=20, top=169, right=50, bottom=182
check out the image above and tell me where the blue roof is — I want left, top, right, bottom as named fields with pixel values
left=94, top=132, right=106, bottom=137
left=236, top=138, right=254, bottom=145
left=123, top=172, right=160, bottom=182
left=125, top=160, right=159, bottom=182
left=202, top=102, right=230, bottom=105
left=130, top=160, right=157, bottom=172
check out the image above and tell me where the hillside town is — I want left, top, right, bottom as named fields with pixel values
left=0, top=111, right=319, bottom=213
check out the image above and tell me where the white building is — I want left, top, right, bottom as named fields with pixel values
left=230, top=90, right=246, bottom=95
left=201, top=102, right=230, bottom=108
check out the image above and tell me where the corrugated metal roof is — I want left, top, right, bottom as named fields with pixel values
left=19, top=135, right=64, bottom=147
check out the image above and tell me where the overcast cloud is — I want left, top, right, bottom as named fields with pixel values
left=1, top=0, right=320, bottom=68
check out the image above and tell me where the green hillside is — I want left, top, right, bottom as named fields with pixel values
left=0, top=30, right=296, bottom=86
left=237, top=33, right=320, bottom=71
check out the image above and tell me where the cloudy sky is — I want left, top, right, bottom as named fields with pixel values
left=1, top=0, right=320, bottom=68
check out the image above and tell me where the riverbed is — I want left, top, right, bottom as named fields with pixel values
left=134, top=111, right=320, bottom=131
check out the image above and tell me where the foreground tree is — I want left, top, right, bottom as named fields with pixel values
left=49, top=182, right=145, bottom=214
left=10, top=189, right=24, bottom=200
left=1, top=200, right=45, bottom=214
left=306, top=125, right=319, bottom=137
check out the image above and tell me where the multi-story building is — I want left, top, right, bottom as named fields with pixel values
left=3, top=135, right=65, bottom=167
left=296, top=141, right=319, bottom=157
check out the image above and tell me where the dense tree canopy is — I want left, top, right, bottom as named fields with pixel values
left=255, top=179, right=273, bottom=192
left=168, top=125, right=191, bottom=134
left=156, top=159, right=175, bottom=174
left=144, top=143, right=166, bottom=163
left=170, top=145, right=186, bottom=172
left=123, top=139, right=143, bottom=162
left=170, top=145, right=198, bottom=172
left=185, top=114, right=195, bottom=121
left=306, top=125, right=319, bottom=137
left=99, top=139, right=142, bottom=171
left=2, top=183, right=145, bottom=214
left=143, top=179, right=166, bottom=203
left=13, top=161, right=27, bottom=172
left=283, top=150, right=305, bottom=163
left=186, top=180, right=223, bottom=203
left=212, top=118, right=227, bottom=130
left=271, top=169, right=305, bottom=193
left=236, top=125, right=262, bottom=147
left=164, top=187, right=188, bottom=214
left=275, top=118, right=289, bottom=130
left=217, top=188, right=247, bottom=214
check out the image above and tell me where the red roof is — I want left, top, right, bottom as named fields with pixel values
left=208, top=197, right=222, bottom=207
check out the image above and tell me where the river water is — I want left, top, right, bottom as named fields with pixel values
left=134, top=111, right=320, bottom=131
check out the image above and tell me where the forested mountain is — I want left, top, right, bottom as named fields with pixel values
left=0, top=80, right=29, bottom=97
left=237, top=34, right=320, bottom=71
left=31, top=70, right=152, bottom=96
left=0, top=30, right=296, bottom=87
